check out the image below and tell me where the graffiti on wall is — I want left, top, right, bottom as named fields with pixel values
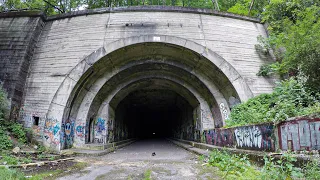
left=202, top=124, right=275, bottom=151
left=235, top=126, right=262, bottom=148
left=63, top=118, right=75, bottom=148
left=279, top=119, right=320, bottom=151
left=219, top=103, right=229, bottom=120
left=43, top=118, right=60, bottom=147
left=234, top=125, right=274, bottom=151
left=94, top=118, right=107, bottom=144
left=76, top=123, right=85, bottom=139
left=203, top=128, right=234, bottom=147
left=107, top=119, right=114, bottom=143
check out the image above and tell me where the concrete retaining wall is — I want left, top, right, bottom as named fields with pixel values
left=201, top=117, right=320, bottom=152
left=0, top=13, right=44, bottom=120
left=279, top=118, right=320, bottom=151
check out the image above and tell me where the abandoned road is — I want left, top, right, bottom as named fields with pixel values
left=58, top=139, right=220, bottom=180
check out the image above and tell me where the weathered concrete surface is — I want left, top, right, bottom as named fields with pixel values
left=202, top=123, right=275, bottom=151
left=0, top=7, right=277, bottom=151
left=0, top=15, right=43, bottom=119
left=57, top=139, right=220, bottom=180
left=279, top=117, right=320, bottom=151
left=20, top=7, right=274, bottom=119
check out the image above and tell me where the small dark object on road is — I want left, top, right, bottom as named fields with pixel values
left=152, top=152, right=156, bottom=156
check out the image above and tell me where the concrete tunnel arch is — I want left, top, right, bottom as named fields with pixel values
left=44, top=35, right=253, bottom=151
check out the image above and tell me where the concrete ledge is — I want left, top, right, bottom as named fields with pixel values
left=0, top=6, right=260, bottom=23
left=168, top=138, right=320, bottom=167
left=81, top=138, right=136, bottom=150
left=0, top=10, right=46, bottom=19
left=61, top=139, right=137, bottom=156
left=47, top=6, right=260, bottom=22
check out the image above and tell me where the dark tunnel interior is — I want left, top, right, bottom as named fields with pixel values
left=114, top=89, right=195, bottom=140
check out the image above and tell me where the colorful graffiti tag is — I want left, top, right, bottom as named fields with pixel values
left=234, top=125, right=274, bottom=151
left=202, top=124, right=274, bottom=151
left=43, top=118, right=60, bottom=147
left=76, top=123, right=85, bottom=139
left=279, top=118, right=320, bottom=151
left=94, top=118, right=107, bottom=144
left=203, top=128, right=234, bottom=147
left=64, top=119, right=75, bottom=148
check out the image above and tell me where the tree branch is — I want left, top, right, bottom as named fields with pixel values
left=42, top=0, right=64, bottom=13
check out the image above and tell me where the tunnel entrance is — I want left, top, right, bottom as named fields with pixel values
left=114, top=89, right=195, bottom=141
left=55, top=40, right=246, bottom=151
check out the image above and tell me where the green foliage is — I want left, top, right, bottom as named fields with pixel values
left=227, top=77, right=320, bottom=127
left=49, top=155, right=55, bottom=160
left=0, top=85, right=9, bottom=125
left=0, top=127, right=13, bottom=150
left=260, top=153, right=303, bottom=180
left=0, top=167, right=25, bottom=180
left=0, top=86, right=13, bottom=151
left=227, top=0, right=269, bottom=17
left=0, top=154, right=19, bottom=165
left=257, top=62, right=281, bottom=77
left=9, top=123, right=27, bottom=144
left=207, top=149, right=260, bottom=179
left=227, top=2, right=249, bottom=16
left=303, top=160, right=320, bottom=180
left=37, top=145, right=46, bottom=153
left=261, top=1, right=320, bottom=90
left=21, top=156, right=32, bottom=164
left=143, top=169, right=152, bottom=180
left=206, top=150, right=308, bottom=180
left=262, top=0, right=319, bottom=34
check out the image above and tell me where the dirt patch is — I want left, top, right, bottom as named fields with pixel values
left=21, top=160, right=77, bottom=174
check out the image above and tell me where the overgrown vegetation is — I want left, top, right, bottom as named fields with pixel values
left=0, top=167, right=25, bottom=180
left=207, top=149, right=260, bottom=179
left=303, top=160, right=320, bottom=180
left=260, top=153, right=303, bottom=179
left=226, top=76, right=320, bottom=127
left=0, top=85, right=30, bottom=150
left=0, top=85, right=13, bottom=150
left=205, top=149, right=319, bottom=180
left=226, top=1, right=320, bottom=127
left=259, top=1, right=320, bottom=91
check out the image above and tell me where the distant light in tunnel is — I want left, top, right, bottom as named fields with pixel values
left=153, top=133, right=155, bottom=135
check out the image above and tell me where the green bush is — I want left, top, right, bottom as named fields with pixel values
left=0, top=154, right=18, bottom=165
left=206, top=150, right=309, bottom=180
left=0, top=85, right=9, bottom=123
left=9, top=123, right=27, bottom=144
left=261, top=1, right=320, bottom=90
left=226, top=77, right=320, bottom=127
left=0, top=128, right=13, bottom=150
left=207, top=149, right=260, bottom=179
left=304, top=160, right=320, bottom=180
left=260, top=153, right=303, bottom=180
left=0, top=167, right=25, bottom=180
left=0, top=85, right=13, bottom=150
